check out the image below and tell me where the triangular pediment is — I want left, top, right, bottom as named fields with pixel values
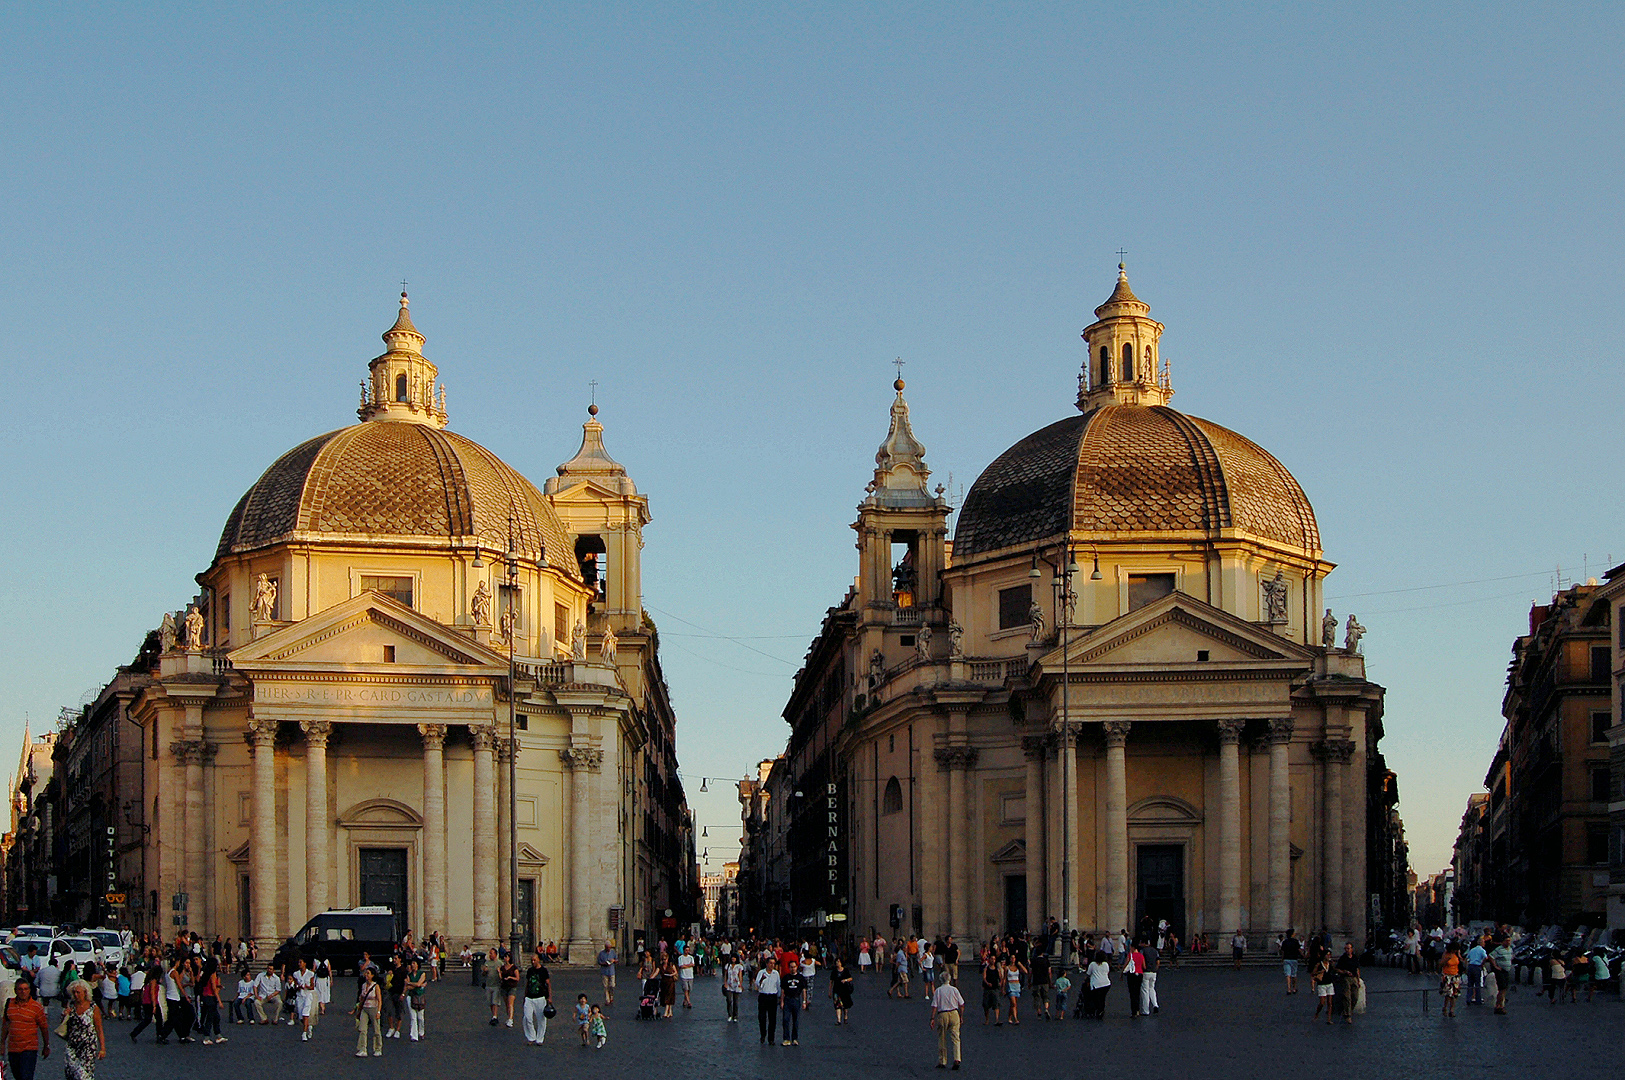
left=517, top=842, right=549, bottom=866
left=229, top=592, right=508, bottom=672
left=991, top=839, right=1027, bottom=864
left=1049, top=592, right=1314, bottom=669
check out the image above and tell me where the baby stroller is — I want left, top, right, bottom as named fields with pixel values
left=638, top=977, right=660, bottom=1020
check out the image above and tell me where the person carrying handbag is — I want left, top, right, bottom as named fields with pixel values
left=351, top=967, right=383, bottom=1057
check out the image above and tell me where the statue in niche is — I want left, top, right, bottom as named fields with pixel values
left=1261, top=570, right=1289, bottom=625
left=601, top=623, right=618, bottom=662
left=183, top=605, right=204, bottom=651
left=1028, top=600, right=1047, bottom=643
left=868, top=648, right=885, bottom=689
left=915, top=623, right=933, bottom=660
left=1321, top=608, right=1338, bottom=649
left=499, top=606, right=515, bottom=642
left=572, top=618, right=588, bottom=660
left=252, top=574, right=277, bottom=623
left=470, top=580, right=492, bottom=627
left=1343, top=614, right=1366, bottom=655
left=947, top=621, right=965, bottom=658
left=159, top=611, right=177, bottom=652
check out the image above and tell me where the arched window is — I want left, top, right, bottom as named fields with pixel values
left=1098, top=346, right=1110, bottom=384
left=1121, top=342, right=1134, bottom=381
left=395, top=373, right=408, bottom=402
left=881, top=776, right=903, bottom=815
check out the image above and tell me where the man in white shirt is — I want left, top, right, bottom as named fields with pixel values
left=930, top=976, right=965, bottom=1069
left=754, top=964, right=781, bottom=1044
left=36, top=962, right=61, bottom=1003
left=254, top=967, right=283, bottom=1025
left=677, top=947, right=695, bottom=1008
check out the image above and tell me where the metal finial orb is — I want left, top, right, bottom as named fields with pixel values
left=587, top=403, right=599, bottom=416
left=894, top=378, right=905, bottom=392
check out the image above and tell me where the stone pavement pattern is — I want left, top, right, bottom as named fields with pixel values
left=75, top=965, right=1621, bottom=1080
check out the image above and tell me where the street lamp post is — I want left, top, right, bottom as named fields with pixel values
left=1035, top=540, right=1090, bottom=962
left=502, top=514, right=523, bottom=963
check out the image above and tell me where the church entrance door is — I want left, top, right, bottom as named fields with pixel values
left=1003, top=874, right=1027, bottom=935
left=1135, top=845, right=1184, bottom=942
left=358, top=847, right=409, bottom=942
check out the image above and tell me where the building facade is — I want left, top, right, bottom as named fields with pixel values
left=766, top=268, right=1399, bottom=947
left=2, top=728, right=59, bottom=924
left=120, top=294, right=694, bottom=954
left=1587, top=563, right=1623, bottom=934
left=1489, top=583, right=1612, bottom=927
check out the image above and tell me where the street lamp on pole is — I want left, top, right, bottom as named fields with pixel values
left=1035, top=540, right=1088, bottom=960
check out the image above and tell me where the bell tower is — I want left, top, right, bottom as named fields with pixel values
left=1078, top=263, right=1173, bottom=411
left=854, top=378, right=951, bottom=618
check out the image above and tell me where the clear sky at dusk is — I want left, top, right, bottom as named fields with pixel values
left=2, top=3, right=1621, bottom=876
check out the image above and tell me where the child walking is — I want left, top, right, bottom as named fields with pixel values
left=575, top=994, right=591, bottom=1045
left=588, top=1004, right=607, bottom=1048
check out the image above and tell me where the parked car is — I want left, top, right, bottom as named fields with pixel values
left=8, top=936, right=52, bottom=967
left=47, top=936, right=101, bottom=970
left=13, top=925, right=55, bottom=941
left=82, top=929, right=126, bottom=968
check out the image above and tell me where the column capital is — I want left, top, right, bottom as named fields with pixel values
left=1102, top=720, right=1132, bottom=748
left=1216, top=719, right=1245, bottom=745
left=299, top=719, right=333, bottom=748
left=244, top=720, right=278, bottom=750
left=560, top=745, right=604, bottom=771
left=1020, top=735, right=1049, bottom=761
left=169, top=738, right=213, bottom=765
left=1313, top=738, right=1355, bottom=763
left=469, top=724, right=497, bottom=752
left=1266, top=718, right=1295, bottom=744
left=933, top=746, right=978, bottom=770
left=495, top=734, right=516, bottom=763
left=417, top=723, right=448, bottom=749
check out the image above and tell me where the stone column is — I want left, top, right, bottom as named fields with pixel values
left=562, top=745, right=604, bottom=956
left=470, top=725, right=498, bottom=946
left=497, top=735, right=514, bottom=947
left=300, top=721, right=333, bottom=920
left=169, top=734, right=211, bottom=930
left=933, top=746, right=976, bottom=940
left=1217, top=719, right=1244, bottom=935
left=1266, top=719, right=1294, bottom=933
left=418, top=724, right=448, bottom=937
left=1021, top=736, right=1048, bottom=933
left=1102, top=721, right=1131, bottom=934
left=1317, top=739, right=1352, bottom=933
left=246, top=719, right=279, bottom=949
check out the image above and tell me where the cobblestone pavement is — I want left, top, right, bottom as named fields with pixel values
left=66, top=964, right=1621, bottom=1080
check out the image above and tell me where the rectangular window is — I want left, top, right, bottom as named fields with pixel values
left=219, top=593, right=230, bottom=644
left=383, top=645, right=396, bottom=663
left=1592, top=646, right=1611, bottom=682
left=1128, top=573, right=1176, bottom=611
left=359, top=575, right=413, bottom=607
left=1586, top=825, right=1608, bottom=865
left=1593, top=712, right=1611, bottom=745
left=998, top=585, right=1031, bottom=630
left=1592, top=767, right=1611, bottom=803
left=555, top=603, right=570, bottom=650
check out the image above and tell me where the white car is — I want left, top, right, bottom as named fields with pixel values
left=13, top=925, right=55, bottom=941
left=9, top=936, right=52, bottom=968
left=83, top=929, right=126, bottom=968
left=46, top=936, right=102, bottom=970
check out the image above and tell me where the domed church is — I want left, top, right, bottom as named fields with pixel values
left=774, top=267, right=1396, bottom=948
left=131, top=294, right=696, bottom=954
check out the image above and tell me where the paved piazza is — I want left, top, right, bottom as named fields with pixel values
left=79, top=965, right=1619, bottom=1080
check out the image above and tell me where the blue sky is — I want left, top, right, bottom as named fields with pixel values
left=2, top=3, right=1621, bottom=878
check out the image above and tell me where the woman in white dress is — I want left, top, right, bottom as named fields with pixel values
left=858, top=938, right=872, bottom=974
left=315, top=955, right=332, bottom=1015
left=291, top=958, right=318, bottom=1041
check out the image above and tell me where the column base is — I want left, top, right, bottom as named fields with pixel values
left=564, top=937, right=599, bottom=964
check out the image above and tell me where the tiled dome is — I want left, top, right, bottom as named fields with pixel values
left=214, top=421, right=579, bottom=579
left=953, top=405, right=1320, bottom=559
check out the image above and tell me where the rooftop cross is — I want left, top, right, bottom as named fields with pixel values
left=589, top=379, right=598, bottom=405
left=1115, top=248, right=1128, bottom=267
